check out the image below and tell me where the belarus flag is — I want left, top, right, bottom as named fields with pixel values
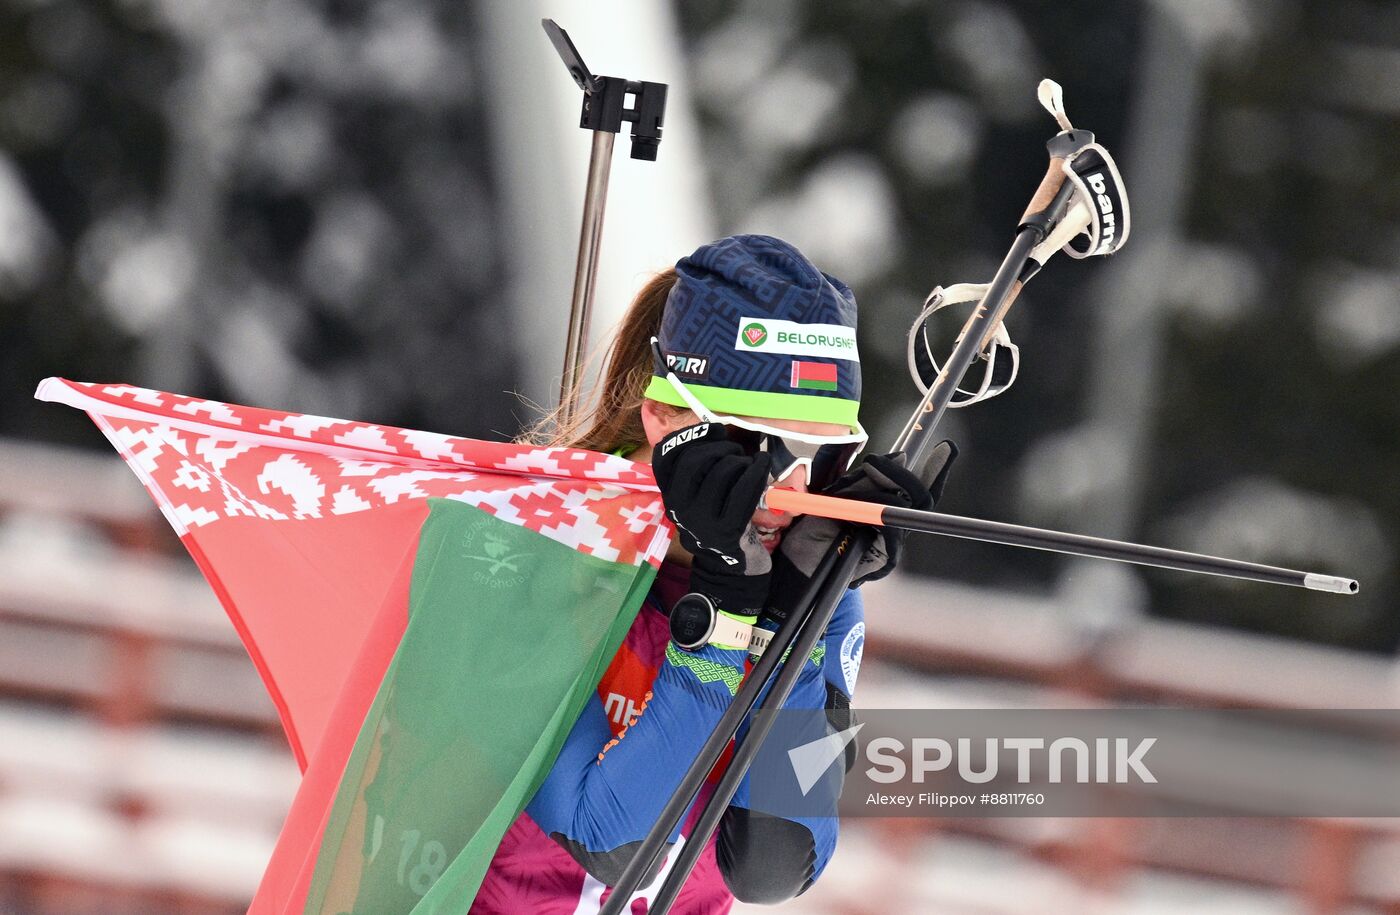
left=35, top=378, right=672, bottom=914
left=789, top=360, right=838, bottom=392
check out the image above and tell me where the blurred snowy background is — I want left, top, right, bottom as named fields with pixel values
left=0, top=0, right=1398, bottom=912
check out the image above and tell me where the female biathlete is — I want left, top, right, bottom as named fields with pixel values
left=472, top=234, right=955, bottom=913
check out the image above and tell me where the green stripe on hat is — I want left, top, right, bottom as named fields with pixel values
left=644, top=376, right=861, bottom=433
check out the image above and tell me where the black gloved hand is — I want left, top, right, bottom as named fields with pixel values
left=765, top=440, right=957, bottom=622
left=652, top=422, right=774, bottom=613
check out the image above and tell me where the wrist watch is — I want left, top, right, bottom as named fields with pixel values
left=669, top=592, right=772, bottom=655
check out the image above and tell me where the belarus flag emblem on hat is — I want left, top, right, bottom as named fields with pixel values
left=790, top=360, right=838, bottom=392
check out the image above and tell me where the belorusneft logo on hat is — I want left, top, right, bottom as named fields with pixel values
left=734, top=318, right=860, bottom=362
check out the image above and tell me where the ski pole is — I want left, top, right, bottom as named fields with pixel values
left=597, top=540, right=846, bottom=912
left=764, top=489, right=1360, bottom=594
left=643, top=219, right=1069, bottom=915
left=645, top=532, right=873, bottom=915
left=610, top=126, right=1076, bottom=915
left=636, top=86, right=1111, bottom=915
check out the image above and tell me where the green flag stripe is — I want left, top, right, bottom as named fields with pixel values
left=305, top=498, right=654, bottom=914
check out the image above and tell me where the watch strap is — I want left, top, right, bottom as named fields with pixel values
left=711, top=610, right=772, bottom=655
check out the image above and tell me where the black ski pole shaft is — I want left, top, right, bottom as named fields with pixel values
left=765, top=490, right=1359, bottom=594
left=596, top=546, right=843, bottom=913
left=626, top=113, right=1083, bottom=914
left=645, top=184, right=1074, bottom=915
left=894, top=225, right=1039, bottom=468
left=646, top=531, right=872, bottom=915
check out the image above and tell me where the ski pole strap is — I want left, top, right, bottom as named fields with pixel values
left=1018, top=138, right=1129, bottom=264
left=1059, top=142, right=1130, bottom=258
left=908, top=283, right=1021, bottom=408
left=1017, top=77, right=1129, bottom=258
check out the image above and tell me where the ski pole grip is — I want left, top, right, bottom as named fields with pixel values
left=1020, top=157, right=1067, bottom=225
left=765, top=488, right=886, bottom=526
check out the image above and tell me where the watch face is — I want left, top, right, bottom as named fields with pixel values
left=669, top=593, right=715, bottom=650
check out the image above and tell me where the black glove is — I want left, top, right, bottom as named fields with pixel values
left=652, top=422, right=774, bottom=613
left=765, top=441, right=958, bottom=622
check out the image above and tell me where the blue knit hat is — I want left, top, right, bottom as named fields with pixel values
left=643, top=234, right=862, bottom=432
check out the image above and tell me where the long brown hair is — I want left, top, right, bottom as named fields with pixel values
left=522, top=268, right=687, bottom=452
